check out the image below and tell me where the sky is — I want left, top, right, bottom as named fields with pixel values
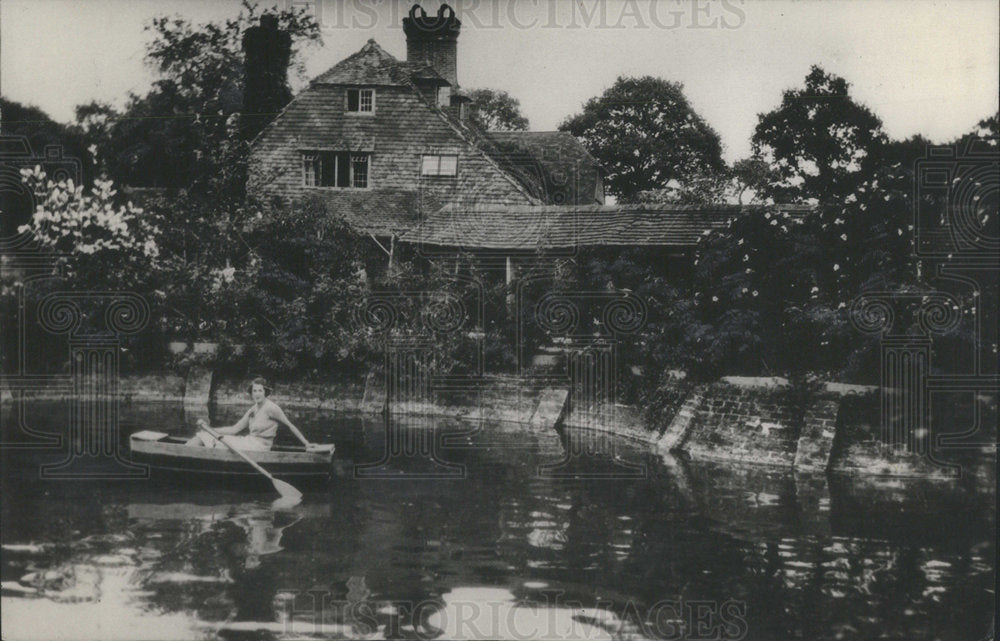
left=1, top=0, right=997, bottom=162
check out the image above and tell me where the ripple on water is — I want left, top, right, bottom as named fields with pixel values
left=0, top=402, right=995, bottom=641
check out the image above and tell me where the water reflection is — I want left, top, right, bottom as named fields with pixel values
left=1, top=401, right=995, bottom=640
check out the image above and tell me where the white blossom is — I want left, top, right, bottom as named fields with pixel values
left=16, top=169, right=159, bottom=275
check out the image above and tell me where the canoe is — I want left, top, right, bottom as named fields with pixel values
left=129, top=431, right=335, bottom=480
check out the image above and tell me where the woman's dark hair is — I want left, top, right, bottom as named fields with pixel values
left=248, top=377, right=273, bottom=396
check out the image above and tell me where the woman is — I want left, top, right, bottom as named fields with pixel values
left=186, top=377, right=320, bottom=452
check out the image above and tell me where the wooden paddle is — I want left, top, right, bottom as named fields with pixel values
left=196, top=421, right=302, bottom=502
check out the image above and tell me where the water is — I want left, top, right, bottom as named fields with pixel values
left=1, top=401, right=995, bottom=640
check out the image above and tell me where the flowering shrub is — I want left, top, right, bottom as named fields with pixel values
left=17, top=166, right=160, bottom=284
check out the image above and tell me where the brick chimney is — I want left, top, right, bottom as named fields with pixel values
left=403, top=4, right=461, bottom=89
left=242, top=14, right=292, bottom=140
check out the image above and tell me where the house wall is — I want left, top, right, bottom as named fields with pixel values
left=248, top=84, right=535, bottom=212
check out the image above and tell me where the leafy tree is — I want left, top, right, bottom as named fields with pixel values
left=0, top=98, right=89, bottom=171
left=466, top=88, right=530, bottom=131
left=630, top=169, right=732, bottom=205
left=670, top=112, right=997, bottom=381
left=961, top=110, right=1000, bottom=141
left=731, top=158, right=777, bottom=204
left=559, top=76, right=724, bottom=200
left=8, top=164, right=167, bottom=371
left=16, top=166, right=160, bottom=288
left=1, top=98, right=94, bottom=236
left=83, top=1, right=320, bottom=198
left=751, top=66, right=887, bottom=204
left=219, top=198, right=373, bottom=376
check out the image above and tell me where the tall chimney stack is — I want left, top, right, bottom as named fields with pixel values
left=403, top=4, right=461, bottom=88
left=242, top=14, right=292, bottom=140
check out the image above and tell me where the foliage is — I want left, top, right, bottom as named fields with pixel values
left=1, top=98, right=94, bottom=237
left=0, top=98, right=91, bottom=177
left=81, top=1, right=320, bottom=198
left=137, top=191, right=255, bottom=339
left=751, top=66, right=887, bottom=204
left=628, top=170, right=732, bottom=205
left=559, top=76, right=724, bottom=200
left=684, top=207, right=844, bottom=378
left=199, top=198, right=374, bottom=378
left=730, top=157, right=777, bottom=204
left=466, top=88, right=530, bottom=131
left=16, top=166, right=160, bottom=288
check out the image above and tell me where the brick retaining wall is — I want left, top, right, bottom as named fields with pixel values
left=677, top=379, right=803, bottom=467
left=10, top=370, right=990, bottom=480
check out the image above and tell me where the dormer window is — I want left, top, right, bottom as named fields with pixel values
left=437, top=86, right=451, bottom=109
left=346, top=88, right=375, bottom=114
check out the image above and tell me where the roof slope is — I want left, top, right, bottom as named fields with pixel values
left=485, top=131, right=603, bottom=205
left=312, top=39, right=418, bottom=86
left=399, top=203, right=813, bottom=250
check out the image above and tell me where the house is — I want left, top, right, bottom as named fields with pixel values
left=247, top=3, right=807, bottom=279
left=247, top=3, right=604, bottom=261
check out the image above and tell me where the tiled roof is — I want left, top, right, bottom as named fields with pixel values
left=294, top=39, right=604, bottom=211
left=311, top=40, right=422, bottom=86
left=485, top=131, right=604, bottom=205
left=399, top=204, right=813, bottom=250
left=302, top=40, right=551, bottom=209
left=406, top=64, right=450, bottom=85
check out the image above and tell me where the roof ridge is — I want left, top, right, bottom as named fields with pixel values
left=311, top=38, right=404, bottom=86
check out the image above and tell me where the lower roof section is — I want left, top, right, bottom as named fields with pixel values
left=398, top=203, right=813, bottom=250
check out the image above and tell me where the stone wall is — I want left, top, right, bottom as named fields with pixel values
left=667, top=378, right=806, bottom=467
left=826, top=387, right=962, bottom=479
left=562, top=403, right=653, bottom=443
left=12, top=368, right=990, bottom=481
left=653, top=378, right=856, bottom=471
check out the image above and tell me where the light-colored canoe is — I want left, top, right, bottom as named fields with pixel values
left=129, top=431, right=335, bottom=479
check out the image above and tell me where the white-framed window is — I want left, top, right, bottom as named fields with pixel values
left=302, top=152, right=321, bottom=186
left=421, top=154, right=459, bottom=177
left=302, top=151, right=371, bottom=188
left=351, top=154, right=369, bottom=188
left=346, top=88, right=375, bottom=114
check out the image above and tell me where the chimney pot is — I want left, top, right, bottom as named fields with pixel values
left=403, top=3, right=461, bottom=88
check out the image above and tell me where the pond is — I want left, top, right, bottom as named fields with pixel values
left=1, top=401, right=995, bottom=640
